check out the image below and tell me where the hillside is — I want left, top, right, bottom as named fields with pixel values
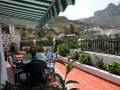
left=81, top=3, right=120, bottom=29
left=20, top=16, right=100, bottom=40
left=47, top=16, right=95, bottom=34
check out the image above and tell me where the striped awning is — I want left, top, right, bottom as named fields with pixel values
left=0, top=0, right=75, bottom=27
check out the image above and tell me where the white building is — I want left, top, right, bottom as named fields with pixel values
left=100, top=29, right=120, bottom=36
left=84, top=27, right=104, bottom=34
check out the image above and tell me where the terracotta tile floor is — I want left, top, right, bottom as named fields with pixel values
left=55, top=63, right=120, bottom=90
left=6, top=61, right=120, bottom=90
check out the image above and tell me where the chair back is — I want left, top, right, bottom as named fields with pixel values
left=11, top=54, right=18, bottom=64
left=47, top=50, right=57, bottom=62
left=25, top=60, right=47, bottom=82
left=7, top=56, right=16, bottom=74
left=47, top=52, right=57, bottom=72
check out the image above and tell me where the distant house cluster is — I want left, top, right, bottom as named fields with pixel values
left=83, top=26, right=120, bottom=37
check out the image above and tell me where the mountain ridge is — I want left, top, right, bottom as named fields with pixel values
left=80, top=3, right=120, bottom=29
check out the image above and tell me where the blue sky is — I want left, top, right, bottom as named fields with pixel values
left=59, top=0, right=120, bottom=20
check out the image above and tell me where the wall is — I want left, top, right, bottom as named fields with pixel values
left=0, top=33, right=8, bottom=84
left=12, top=34, right=21, bottom=51
left=0, top=25, right=1, bottom=83
left=2, top=33, right=12, bottom=51
left=84, top=51, right=120, bottom=65
left=9, top=24, right=21, bottom=50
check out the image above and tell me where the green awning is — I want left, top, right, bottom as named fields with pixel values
left=0, top=0, right=76, bottom=27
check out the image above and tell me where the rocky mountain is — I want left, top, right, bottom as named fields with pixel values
left=81, top=3, right=120, bottom=29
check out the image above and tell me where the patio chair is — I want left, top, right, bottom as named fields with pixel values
left=7, top=57, right=28, bottom=83
left=47, top=52, right=58, bottom=73
left=25, top=60, right=48, bottom=84
left=10, top=54, right=24, bottom=67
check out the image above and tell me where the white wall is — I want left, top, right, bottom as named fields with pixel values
left=85, top=51, right=120, bottom=65
left=12, top=34, right=21, bottom=51
left=9, top=24, right=15, bottom=34
left=0, top=33, right=8, bottom=84
left=9, top=24, right=21, bottom=50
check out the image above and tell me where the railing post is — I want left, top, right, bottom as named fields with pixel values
left=105, top=37, right=107, bottom=54
left=81, top=37, right=83, bottom=51
left=80, top=36, right=120, bottom=56
left=113, top=40, right=115, bottom=55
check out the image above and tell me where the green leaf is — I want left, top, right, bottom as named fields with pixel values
left=70, top=88, right=79, bottom=90
left=68, top=58, right=75, bottom=63
left=66, top=65, right=73, bottom=75
left=68, top=57, right=71, bottom=62
left=66, top=80, right=79, bottom=85
left=54, top=73, right=65, bottom=88
left=55, top=60, right=66, bottom=67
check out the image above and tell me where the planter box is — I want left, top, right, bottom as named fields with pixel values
left=74, top=62, right=120, bottom=85
left=84, top=51, right=120, bottom=65
left=57, top=56, right=120, bottom=85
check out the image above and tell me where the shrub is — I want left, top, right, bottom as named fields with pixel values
left=108, top=61, right=120, bottom=75
left=1, top=81, right=62, bottom=90
left=71, top=51, right=79, bottom=60
left=37, top=44, right=44, bottom=52
left=79, top=53, right=92, bottom=65
left=70, top=39, right=79, bottom=49
left=57, top=43, right=70, bottom=57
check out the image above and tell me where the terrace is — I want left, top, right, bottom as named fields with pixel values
left=0, top=0, right=120, bottom=90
